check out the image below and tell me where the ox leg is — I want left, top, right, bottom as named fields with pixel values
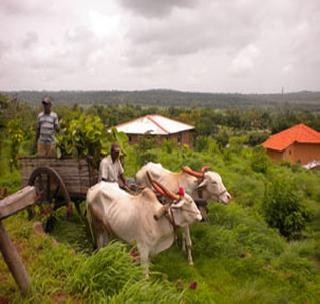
left=96, top=232, right=109, bottom=249
left=182, top=232, right=186, bottom=252
left=138, top=244, right=150, bottom=278
left=184, top=226, right=193, bottom=265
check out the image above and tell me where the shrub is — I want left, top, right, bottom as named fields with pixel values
left=7, top=118, right=26, bottom=170
left=262, top=178, right=310, bottom=239
left=251, top=146, right=270, bottom=174
left=246, top=132, right=269, bottom=146
left=137, top=149, right=159, bottom=167
left=195, top=136, right=209, bottom=152
left=55, top=114, right=109, bottom=167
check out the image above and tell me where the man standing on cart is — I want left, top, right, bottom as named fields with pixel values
left=35, top=96, right=59, bottom=157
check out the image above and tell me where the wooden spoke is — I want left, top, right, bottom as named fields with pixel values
left=28, top=166, right=72, bottom=221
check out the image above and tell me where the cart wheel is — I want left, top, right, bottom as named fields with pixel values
left=28, top=166, right=73, bottom=220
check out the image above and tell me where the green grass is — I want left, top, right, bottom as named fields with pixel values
left=1, top=138, right=320, bottom=303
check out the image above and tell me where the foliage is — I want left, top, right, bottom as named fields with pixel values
left=250, top=146, right=271, bottom=174
left=108, top=280, right=183, bottom=303
left=246, top=131, right=269, bottom=146
left=0, top=94, right=10, bottom=129
left=262, top=177, right=311, bottom=239
left=5, top=90, right=320, bottom=112
left=55, top=113, right=109, bottom=167
left=215, top=128, right=229, bottom=148
left=108, top=127, right=129, bottom=157
left=2, top=101, right=320, bottom=303
left=6, top=118, right=26, bottom=170
left=69, top=242, right=143, bottom=299
left=135, top=136, right=158, bottom=167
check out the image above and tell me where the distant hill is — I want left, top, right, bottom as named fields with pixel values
left=2, top=89, right=320, bottom=110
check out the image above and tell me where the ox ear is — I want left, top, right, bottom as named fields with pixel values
left=173, top=199, right=184, bottom=208
left=197, top=179, right=208, bottom=190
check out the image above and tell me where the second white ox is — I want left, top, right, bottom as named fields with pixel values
left=135, top=162, right=232, bottom=265
left=86, top=181, right=202, bottom=275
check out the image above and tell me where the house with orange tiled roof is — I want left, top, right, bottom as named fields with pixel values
left=262, top=123, right=320, bottom=164
left=113, top=114, right=195, bottom=146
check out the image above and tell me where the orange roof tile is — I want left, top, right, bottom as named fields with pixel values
left=262, top=123, right=320, bottom=151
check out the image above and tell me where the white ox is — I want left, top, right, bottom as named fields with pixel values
left=135, top=162, right=232, bottom=265
left=86, top=181, right=202, bottom=275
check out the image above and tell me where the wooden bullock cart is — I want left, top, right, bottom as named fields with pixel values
left=19, top=156, right=98, bottom=221
left=0, top=157, right=98, bottom=295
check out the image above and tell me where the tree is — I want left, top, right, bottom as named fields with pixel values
left=262, top=178, right=310, bottom=239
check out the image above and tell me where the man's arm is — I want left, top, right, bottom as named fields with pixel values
left=118, top=160, right=129, bottom=189
left=119, top=173, right=128, bottom=188
left=99, top=158, right=107, bottom=182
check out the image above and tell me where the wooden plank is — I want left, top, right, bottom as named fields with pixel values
left=0, top=222, right=30, bottom=294
left=0, top=186, right=37, bottom=220
left=19, top=157, right=98, bottom=196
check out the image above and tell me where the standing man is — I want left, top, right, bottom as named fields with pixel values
left=36, top=96, right=59, bottom=157
left=99, top=143, right=128, bottom=189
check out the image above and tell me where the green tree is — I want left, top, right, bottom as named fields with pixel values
left=250, top=146, right=270, bottom=174
left=262, top=177, right=310, bottom=239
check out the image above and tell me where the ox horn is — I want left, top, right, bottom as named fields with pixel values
left=182, top=166, right=204, bottom=179
left=146, top=171, right=165, bottom=196
left=201, top=166, right=210, bottom=173
left=146, top=171, right=180, bottom=201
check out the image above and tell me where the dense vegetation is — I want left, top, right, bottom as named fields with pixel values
left=0, top=93, right=320, bottom=303
left=3, top=89, right=320, bottom=110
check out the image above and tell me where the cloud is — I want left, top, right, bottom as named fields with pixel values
left=0, top=0, right=52, bottom=15
left=229, top=44, right=260, bottom=76
left=125, top=1, right=260, bottom=67
left=21, top=31, right=38, bottom=48
left=0, top=40, right=10, bottom=60
left=119, top=0, right=195, bottom=18
left=0, top=0, right=319, bottom=92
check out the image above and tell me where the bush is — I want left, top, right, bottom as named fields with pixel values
left=262, top=178, right=310, bottom=239
left=195, top=136, right=209, bottom=152
left=251, top=146, right=270, bottom=174
left=7, top=118, right=26, bottom=170
left=56, top=114, right=109, bottom=167
left=246, top=132, right=269, bottom=146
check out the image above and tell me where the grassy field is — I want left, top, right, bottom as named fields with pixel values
left=1, top=139, right=320, bottom=303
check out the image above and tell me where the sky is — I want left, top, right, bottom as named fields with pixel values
left=0, top=0, right=319, bottom=93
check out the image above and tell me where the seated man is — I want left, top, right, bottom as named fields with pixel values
left=99, top=143, right=128, bottom=189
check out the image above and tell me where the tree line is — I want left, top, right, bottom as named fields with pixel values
left=2, top=89, right=320, bottom=110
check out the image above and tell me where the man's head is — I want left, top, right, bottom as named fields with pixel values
left=42, top=96, right=52, bottom=114
left=111, top=143, right=121, bottom=161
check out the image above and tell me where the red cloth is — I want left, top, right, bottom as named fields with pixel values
left=178, top=187, right=185, bottom=197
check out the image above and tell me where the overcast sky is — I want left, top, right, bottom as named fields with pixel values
left=0, top=0, right=319, bottom=93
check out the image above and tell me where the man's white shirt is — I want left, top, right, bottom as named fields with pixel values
left=99, top=155, right=124, bottom=182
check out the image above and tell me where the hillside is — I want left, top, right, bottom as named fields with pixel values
left=1, top=135, right=320, bottom=303
left=2, top=90, right=320, bottom=110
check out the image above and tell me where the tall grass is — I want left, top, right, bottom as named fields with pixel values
left=69, top=242, right=143, bottom=298
left=1, top=132, right=320, bottom=303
